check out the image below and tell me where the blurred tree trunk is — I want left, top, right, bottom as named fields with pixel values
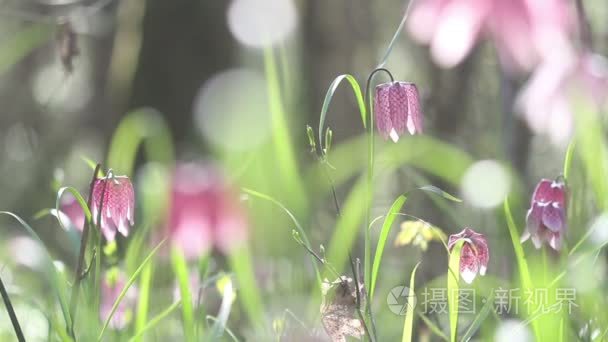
left=127, top=0, right=235, bottom=147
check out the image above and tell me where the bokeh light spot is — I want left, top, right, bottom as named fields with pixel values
left=461, top=160, right=511, bottom=208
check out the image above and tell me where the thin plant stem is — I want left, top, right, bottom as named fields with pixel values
left=348, top=255, right=375, bottom=342
left=0, top=275, right=25, bottom=342
left=69, top=163, right=101, bottom=336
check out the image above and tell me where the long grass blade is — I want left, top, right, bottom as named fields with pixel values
left=448, top=240, right=464, bottom=342
left=0, top=211, right=72, bottom=331
left=127, top=300, right=181, bottom=342
left=97, top=238, right=166, bottom=341
left=370, top=186, right=460, bottom=299
left=401, top=262, right=421, bottom=342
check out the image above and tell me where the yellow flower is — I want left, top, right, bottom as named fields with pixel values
left=394, top=220, right=446, bottom=251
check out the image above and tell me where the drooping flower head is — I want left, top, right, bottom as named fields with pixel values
left=522, top=178, right=567, bottom=250
left=100, top=269, right=138, bottom=330
left=91, top=174, right=135, bottom=241
left=168, top=163, right=248, bottom=260
left=448, top=228, right=489, bottom=284
left=407, top=0, right=574, bottom=71
left=374, top=81, right=423, bottom=142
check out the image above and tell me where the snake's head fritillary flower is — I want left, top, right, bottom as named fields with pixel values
left=168, top=163, right=248, bottom=260
left=91, top=175, right=135, bottom=241
left=374, top=81, right=423, bottom=142
left=522, top=178, right=567, bottom=250
left=100, top=269, right=138, bottom=330
left=448, top=228, right=489, bottom=284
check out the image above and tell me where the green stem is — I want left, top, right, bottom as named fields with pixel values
left=69, top=163, right=101, bottom=336
left=0, top=275, right=25, bottom=342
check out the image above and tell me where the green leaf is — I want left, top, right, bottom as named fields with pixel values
left=128, top=300, right=181, bottom=342
left=448, top=240, right=465, bottom=342
left=242, top=188, right=321, bottom=285
left=504, top=199, right=539, bottom=339
left=370, top=186, right=461, bottom=299
left=55, top=187, right=92, bottom=231
left=460, top=291, right=495, bottom=342
left=0, top=24, right=51, bottom=76
left=228, top=247, right=264, bottom=331
left=0, top=212, right=72, bottom=332
left=317, top=74, right=367, bottom=152
left=563, top=140, right=575, bottom=181
left=376, top=0, right=415, bottom=68
left=97, top=238, right=166, bottom=341
left=133, top=262, right=154, bottom=342
left=107, top=108, right=174, bottom=176
left=417, top=311, right=449, bottom=341
left=401, top=262, right=421, bottom=342
left=171, top=247, right=195, bottom=342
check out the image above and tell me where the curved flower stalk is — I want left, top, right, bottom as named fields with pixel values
left=448, top=228, right=489, bottom=284
left=91, top=173, right=135, bottom=241
left=168, top=162, right=248, bottom=260
left=374, top=81, right=423, bottom=142
left=522, top=178, right=567, bottom=250
left=407, top=0, right=574, bottom=71
left=100, top=269, right=138, bottom=330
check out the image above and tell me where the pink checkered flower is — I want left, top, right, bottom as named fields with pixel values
left=168, top=163, right=248, bottom=260
left=91, top=175, right=135, bottom=241
left=522, top=178, right=567, bottom=250
left=448, top=228, right=489, bottom=284
left=374, top=81, right=423, bottom=142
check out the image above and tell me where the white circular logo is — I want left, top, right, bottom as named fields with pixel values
left=387, top=286, right=417, bottom=315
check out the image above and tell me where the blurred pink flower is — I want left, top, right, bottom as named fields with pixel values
left=59, top=194, right=85, bottom=231
left=517, top=52, right=608, bottom=145
left=448, top=228, right=489, bottom=284
left=407, top=0, right=574, bottom=70
left=374, top=81, right=423, bottom=142
left=91, top=175, right=135, bottom=241
left=100, top=270, right=138, bottom=330
left=168, top=163, right=248, bottom=260
left=522, top=178, right=567, bottom=250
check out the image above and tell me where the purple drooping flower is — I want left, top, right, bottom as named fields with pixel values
left=448, top=228, right=489, bottom=284
left=91, top=175, right=135, bottom=241
left=168, top=163, right=248, bottom=260
left=374, top=81, right=423, bottom=143
left=522, top=178, right=567, bottom=250
left=100, top=270, right=138, bottom=330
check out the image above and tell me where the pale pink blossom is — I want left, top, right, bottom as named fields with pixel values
left=91, top=175, right=135, bottom=241
left=168, top=163, right=248, bottom=260
left=407, top=0, right=574, bottom=70
left=517, top=52, right=608, bottom=145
